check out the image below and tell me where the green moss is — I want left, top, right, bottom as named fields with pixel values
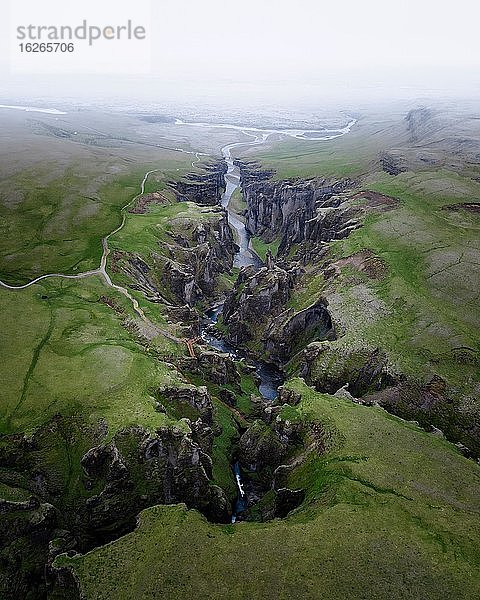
left=0, top=482, right=31, bottom=502
left=250, top=236, right=280, bottom=262
left=283, top=169, right=480, bottom=403
left=61, top=379, right=480, bottom=600
left=0, top=158, right=192, bottom=286
left=0, top=276, right=183, bottom=437
left=277, top=404, right=302, bottom=423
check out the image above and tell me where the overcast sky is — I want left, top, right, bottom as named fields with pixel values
left=1, top=0, right=480, bottom=105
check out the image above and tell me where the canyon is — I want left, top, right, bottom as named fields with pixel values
left=0, top=104, right=479, bottom=599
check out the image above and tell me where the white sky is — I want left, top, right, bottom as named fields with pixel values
left=154, top=0, right=480, bottom=75
left=1, top=0, right=479, bottom=103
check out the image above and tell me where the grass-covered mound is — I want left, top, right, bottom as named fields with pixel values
left=59, top=379, right=480, bottom=600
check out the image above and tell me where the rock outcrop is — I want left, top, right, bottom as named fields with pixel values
left=362, top=376, right=480, bottom=457
left=380, top=151, right=408, bottom=175
left=221, top=264, right=334, bottom=364
left=80, top=423, right=230, bottom=539
left=238, top=420, right=288, bottom=472
left=181, top=348, right=241, bottom=387
left=112, top=210, right=236, bottom=306
left=264, top=299, right=335, bottom=364
left=222, top=264, right=294, bottom=347
left=169, top=161, right=227, bottom=206
left=237, top=161, right=355, bottom=258
left=156, top=384, right=214, bottom=424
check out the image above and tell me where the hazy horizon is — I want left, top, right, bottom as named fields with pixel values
left=2, top=0, right=480, bottom=112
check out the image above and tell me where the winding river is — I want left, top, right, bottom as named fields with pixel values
left=198, top=116, right=356, bottom=400
left=200, top=131, right=285, bottom=401
left=0, top=110, right=356, bottom=521
left=188, top=121, right=356, bottom=520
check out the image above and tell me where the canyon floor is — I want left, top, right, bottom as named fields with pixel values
left=0, top=102, right=479, bottom=599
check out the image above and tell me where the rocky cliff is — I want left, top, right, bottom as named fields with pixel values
left=221, top=262, right=294, bottom=347
left=169, top=161, right=227, bottom=206
left=80, top=421, right=230, bottom=535
left=237, top=161, right=356, bottom=258
left=112, top=208, right=236, bottom=306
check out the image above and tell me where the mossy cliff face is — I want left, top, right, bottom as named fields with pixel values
left=0, top=498, right=59, bottom=599
left=169, top=161, right=227, bottom=206
left=80, top=422, right=230, bottom=531
left=111, top=205, right=236, bottom=307
left=238, top=160, right=356, bottom=258
left=221, top=262, right=294, bottom=346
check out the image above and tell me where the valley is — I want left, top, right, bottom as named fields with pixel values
left=0, top=102, right=479, bottom=599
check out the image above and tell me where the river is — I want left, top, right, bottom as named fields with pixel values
left=193, top=121, right=356, bottom=520
left=200, top=132, right=285, bottom=402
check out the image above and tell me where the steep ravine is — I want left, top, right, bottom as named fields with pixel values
left=195, top=142, right=362, bottom=521
left=1, top=119, right=361, bottom=598
left=199, top=140, right=284, bottom=402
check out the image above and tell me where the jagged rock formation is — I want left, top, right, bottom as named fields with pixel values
left=380, top=151, right=408, bottom=175
left=169, top=162, right=227, bottom=206
left=362, top=376, right=480, bottom=457
left=81, top=422, right=230, bottom=535
left=234, top=394, right=306, bottom=521
left=222, top=263, right=294, bottom=347
left=0, top=382, right=232, bottom=597
left=156, top=384, right=214, bottom=424
left=300, top=342, right=480, bottom=457
left=221, top=262, right=334, bottom=364
left=112, top=209, right=236, bottom=306
left=239, top=394, right=304, bottom=473
left=181, top=348, right=241, bottom=387
left=237, top=161, right=356, bottom=258
left=238, top=420, right=289, bottom=472
left=264, top=299, right=335, bottom=364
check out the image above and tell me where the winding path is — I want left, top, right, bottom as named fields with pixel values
left=0, top=116, right=356, bottom=340
left=0, top=167, right=182, bottom=341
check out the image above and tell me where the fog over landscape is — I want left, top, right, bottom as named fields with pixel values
left=2, top=0, right=480, bottom=114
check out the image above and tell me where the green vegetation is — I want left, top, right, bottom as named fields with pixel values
left=61, top=379, right=480, bottom=600
left=0, top=276, right=182, bottom=437
left=109, top=201, right=219, bottom=256
left=250, top=236, right=281, bottom=262
left=322, top=170, right=480, bottom=391
left=0, top=160, right=192, bottom=285
left=107, top=199, right=234, bottom=305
